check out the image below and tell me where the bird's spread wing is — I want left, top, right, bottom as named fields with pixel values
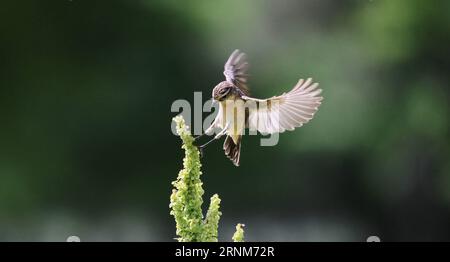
left=224, top=49, right=250, bottom=95
left=242, top=78, right=322, bottom=134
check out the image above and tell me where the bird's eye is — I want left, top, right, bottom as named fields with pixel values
left=220, top=88, right=228, bottom=94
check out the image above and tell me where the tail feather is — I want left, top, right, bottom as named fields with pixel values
left=223, top=135, right=241, bottom=166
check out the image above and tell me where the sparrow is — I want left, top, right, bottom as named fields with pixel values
left=196, top=49, right=323, bottom=166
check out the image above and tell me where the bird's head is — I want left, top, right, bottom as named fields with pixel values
left=212, top=81, right=234, bottom=101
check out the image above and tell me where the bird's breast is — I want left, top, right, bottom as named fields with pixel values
left=217, top=97, right=246, bottom=144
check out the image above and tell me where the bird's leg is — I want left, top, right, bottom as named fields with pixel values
left=197, top=125, right=228, bottom=158
left=193, top=133, right=206, bottom=141
left=198, top=137, right=219, bottom=158
left=199, top=136, right=218, bottom=148
left=193, top=123, right=216, bottom=145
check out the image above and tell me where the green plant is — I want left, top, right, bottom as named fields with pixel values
left=170, top=115, right=245, bottom=242
left=232, top=223, right=245, bottom=242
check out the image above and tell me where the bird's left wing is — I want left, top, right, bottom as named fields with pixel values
left=223, top=49, right=250, bottom=95
left=242, top=78, right=322, bottom=134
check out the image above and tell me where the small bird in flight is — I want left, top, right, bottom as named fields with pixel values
left=195, top=50, right=323, bottom=166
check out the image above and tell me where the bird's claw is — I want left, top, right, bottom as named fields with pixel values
left=198, top=146, right=204, bottom=158
left=193, top=135, right=203, bottom=145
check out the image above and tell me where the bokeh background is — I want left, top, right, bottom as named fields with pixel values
left=0, top=0, right=449, bottom=241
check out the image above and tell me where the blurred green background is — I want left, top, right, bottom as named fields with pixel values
left=0, top=0, right=449, bottom=241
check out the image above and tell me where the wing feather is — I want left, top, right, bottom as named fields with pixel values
left=243, top=78, right=322, bottom=134
left=224, top=49, right=250, bottom=95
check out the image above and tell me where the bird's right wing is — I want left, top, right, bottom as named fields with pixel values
left=242, top=78, right=322, bottom=134
left=223, top=49, right=250, bottom=95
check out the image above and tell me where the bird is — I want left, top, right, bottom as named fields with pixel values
left=195, top=49, right=323, bottom=166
